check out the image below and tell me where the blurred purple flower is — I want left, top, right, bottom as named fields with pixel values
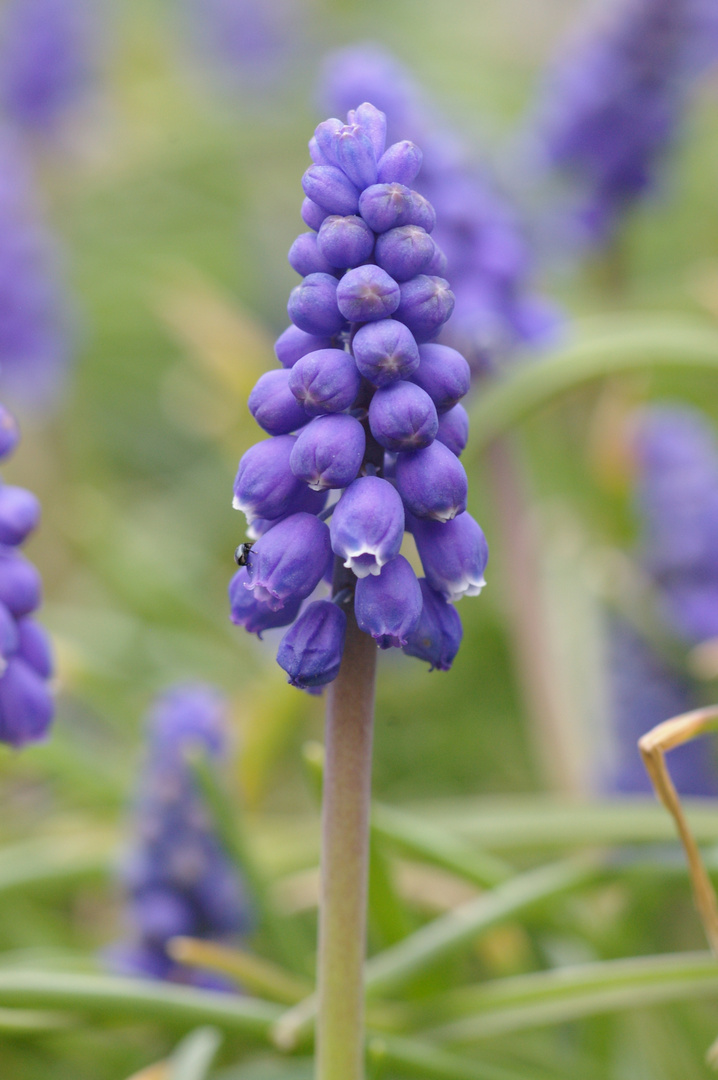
left=532, top=0, right=718, bottom=246
left=0, top=0, right=92, bottom=133
left=604, top=619, right=717, bottom=795
left=0, top=130, right=71, bottom=409
left=112, top=684, right=250, bottom=987
left=603, top=404, right=718, bottom=795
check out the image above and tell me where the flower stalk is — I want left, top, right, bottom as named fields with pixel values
left=316, top=570, right=377, bottom=1080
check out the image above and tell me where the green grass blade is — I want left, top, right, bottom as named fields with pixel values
left=0, top=832, right=112, bottom=896
left=368, top=1034, right=549, bottom=1080
left=423, top=952, right=718, bottom=1043
left=169, top=1026, right=222, bottom=1080
left=422, top=796, right=718, bottom=851
left=0, top=970, right=281, bottom=1036
left=364, top=857, right=601, bottom=999
left=469, top=314, right=718, bottom=452
left=371, top=804, right=514, bottom=889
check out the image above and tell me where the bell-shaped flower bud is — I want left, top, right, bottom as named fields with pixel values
left=336, top=265, right=400, bottom=323
left=0, top=484, right=40, bottom=546
left=288, top=232, right=336, bottom=276
left=352, top=319, right=420, bottom=387
left=408, top=192, right=436, bottom=234
left=317, top=215, right=374, bottom=269
left=288, top=272, right=346, bottom=336
left=377, top=141, right=423, bottom=186
left=369, top=380, right=438, bottom=452
left=359, top=183, right=434, bottom=234
left=277, top=599, right=347, bottom=688
left=302, top=165, right=361, bottom=216
left=274, top=325, right=334, bottom=369
left=245, top=512, right=332, bottom=611
left=375, top=225, right=435, bottom=282
left=290, top=414, right=365, bottom=490
left=0, top=601, right=18, bottom=660
left=313, top=117, right=343, bottom=166
left=0, top=548, right=41, bottom=615
left=288, top=348, right=361, bottom=415
left=335, top=124, right=378, bottom=189
left=395, top=440, right=468, bottom=521
left=349, top=102, right=387, bottom=160
left=412, top=343, right=471, bottom=413
left=330, top=475, right=404, bottom=577
left=246, top=483, right=328, bottom=539
left=0, top=405, right=20, bottom=460
left=402, top=579, right=463, bottom=670
left=0, top=656, right=53, bottom=745
left=425, top=243, right=448, bottom=277
left=248, top=370, right=309, bottom=436
left=229, top=567, right=302, bottom=637
left=395, top=275, right=455, bottom=342
left=301, top=197, right=328, bottom=232
left=355, top=554, right=422, bottom=648
left=436, top=403, right=469, bottom=456
left=413, top=512, right=488, bottom=602
left=16, top=617, right=52, bottom=678
left=233, top=435, right=304, bottom=523
left=309, top=134, right=331, bottom=166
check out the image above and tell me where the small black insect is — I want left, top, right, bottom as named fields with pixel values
left=234, top=542, right=254, bottom=567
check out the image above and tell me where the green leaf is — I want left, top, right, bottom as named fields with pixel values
left=169, top=1026, right=222, bottom=1080
left=363, top=857, right=601, bottom=999
left=0, top=832, right=112, bottom=896
left=469, top=314, right=718, bottom=452
left=368, top=1034, right=550, bottom=1080
left=371, top=804, right=513, bottom=889
left=422, top=952, right=718, bottom=1043
left=423, top=796, right=718, bottom=851
left=0, top=970, right=281, bottom=1036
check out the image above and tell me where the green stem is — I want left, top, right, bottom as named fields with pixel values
left=316, top=606, right=377, bottom=1080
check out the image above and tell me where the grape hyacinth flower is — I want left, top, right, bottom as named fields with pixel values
left=319, top=45, right=556, bottom=375
left=0, top=0, right=92, bottom=134
left=532, top=0, right=718, bottom=247
left=231, top=101, right=488, bottom=691
left=231, top=106, right=490, bottom=1077
left=0, top=129, right=71, bottom=408
left=0, top=402, right=53, bottom=747
left=111, top=684, right=250, bottom=986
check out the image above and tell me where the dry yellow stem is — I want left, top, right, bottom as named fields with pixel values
left=639, top=706, right=718, bottom=956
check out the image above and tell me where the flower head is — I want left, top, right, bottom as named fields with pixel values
left=532, top=0, right=718, bottom=246
left=111, top=684, right=250, bottom=986
left=231, top=101, right=488, bottom=686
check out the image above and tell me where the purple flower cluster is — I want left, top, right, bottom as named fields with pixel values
left=229, top=103, right=488, bottom=689
left=633, top=405, right=718, bottom=644
left=0, top=402, right=53, bottom=747
left=604, top=404, right=718, bottom=794
left=534, top=0, right=718, bottom=245
left=0, top=130, right=70, bottom=408
left=604, top=618, right=716, bottom=795
left=0, top=0, right=91, bottom=133
left=112, top=684, right=249, bottom=986
left=318, top=45, right=555, bottom=375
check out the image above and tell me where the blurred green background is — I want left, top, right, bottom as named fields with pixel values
left=2, top=0, right=718, bottom=1077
